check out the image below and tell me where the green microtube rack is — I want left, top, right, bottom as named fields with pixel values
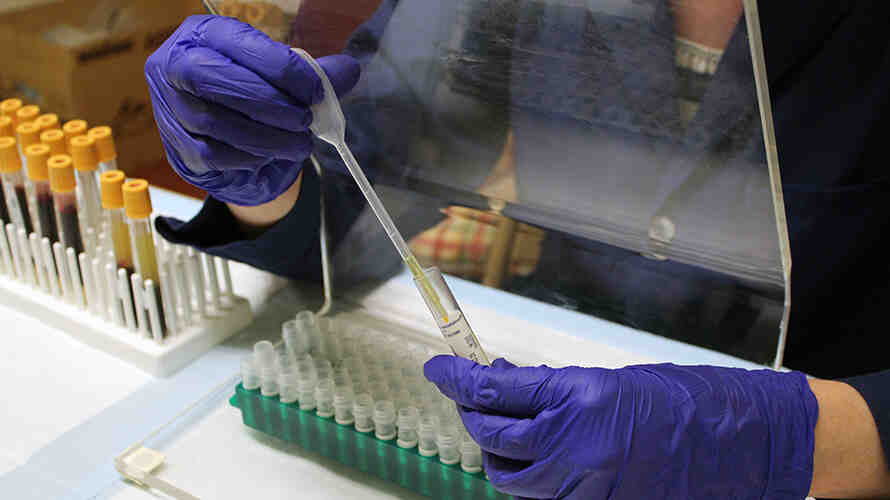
left=230, top=383, right=512, bottom=500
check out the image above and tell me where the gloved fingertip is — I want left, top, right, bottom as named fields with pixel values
left=422, top=354, right=456, bottom=385
left=491, top=358, right=518, bottom=370
left=318, top=55, right=361, bottom=98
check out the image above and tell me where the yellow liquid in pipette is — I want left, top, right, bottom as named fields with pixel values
left=406, top=254, right=448, bottom=323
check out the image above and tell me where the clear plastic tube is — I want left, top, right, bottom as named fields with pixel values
left=314, top=378, right=335, bottom=418
left=397, top=406, right=419, bottom=449
left=240, top=355, right=261, bottom=391
left=436, top=425, right=461, bottom=465
left=28, top=179, right=56, bottom=241
left=418, top=415, right=440, bottom=457
left=460, top=436, right=483, bottom=473
left=333, top=387, right=355, bottom=425
left=75, top=169, right=101, bottom=244
left=107, top=207, right=133, bottom=271
left=353, top=394, right=375, bottom=433
left=2, top=170, right=33, bottom=234
left=414, top=267, right=490, bottom=365
left=373, top=400, right=396, bottom=441
left=53, top=189, right=83, bottom=254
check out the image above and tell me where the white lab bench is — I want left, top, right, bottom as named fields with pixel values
left=0, top=188, right=765, bottom=500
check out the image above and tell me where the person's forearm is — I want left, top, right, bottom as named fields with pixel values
left=226, top=171, right=302, bottom=238
left=809, top=378, right=890, bottom=498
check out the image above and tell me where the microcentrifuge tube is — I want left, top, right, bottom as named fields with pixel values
left=397, top=406, right=419, bottom=449
left=294, top=310, right=321, bottom=354
left=418, top=415, right=440, bottom=457
left=260, top=364, right=279, bottom=397
left=282, top=319, right=310, bottom=357
left=241, top=355, right=261, bottom=391
left=373, top=400, right=397, bottom=441
left=278, top=371, right=299, bottom=404
left=253, top=341, right=275, bottom=368
left=460, top=436, right=483, bottom=473
left=314, top=358, right=332, bottom=381
left=315, top=378, right=335, bottom=418
left=368, top=381, right=390, bottom=403
left=353, top=394, right=375, bottom=433
left=298, top=378, right=317, bottom=411
left=332, top=365, right=352, bottom=390
left=436, top=425, right=461, bottom=465
left=333, top=387, right=355, bottom=425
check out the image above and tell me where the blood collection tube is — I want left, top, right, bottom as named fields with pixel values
left=16, top=122, right=41, bottom=232
left=88, top=126, right=117, bottom=172
left=47, top=154, right=84, bottom=254
left=23, top=144, right=58, bottom=241
left=15, top=105, right=40, bottom=135
left=0, top=136, right=34, bottom=234
left=34, top=113, right=60, bottom=133
left=69, top=135, right=102, bottom=247
left=40, top=129, right=66, bottom=156
left=1, top=98, right=23, bottom=127
left=62, top=119, right=87, bottom=153
left=0, top=116, right=11, bottom=138
left=0, top=117, right=11, bottom=223
left=100, top=170, right=133, bottom=272
left=123, top=178, right=166, bottom=334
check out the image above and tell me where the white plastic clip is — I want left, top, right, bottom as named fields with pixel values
left=53, top=242, right=70, bottom=303
left=0, top=225, right=14, bottom=277
left=41, top=238, right=59, bottom=297
left=29, top=234, right=48, bottom=293
left=106, top=262, right=123, bottom=327
left=131, top=272, right=149, bottom=338
left=119, top=268, right=136, bottom=332
left=6, top=224, right=23, bottom=280
left=67, top=249, right=85, bottom=308
left=79, top=253, right=95, bottom=312
left=17, top=228, right=36, bottom=286
left=201, top=252, right=221, bottom=312
left=144, top=279, right=163, bottom=343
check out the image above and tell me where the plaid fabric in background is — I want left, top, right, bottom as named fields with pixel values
left=409, top=206, right=545, bottom=282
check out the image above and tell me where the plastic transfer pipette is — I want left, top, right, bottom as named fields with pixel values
left=292, top=50, right=450, bottom=323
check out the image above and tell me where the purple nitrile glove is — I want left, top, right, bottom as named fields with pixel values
left=145, top=15, right=360, bottom=206
left=425, top=356, right=818, bottom=500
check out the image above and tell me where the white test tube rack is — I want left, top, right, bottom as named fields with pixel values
left=0, top=221, right=253, bottom=377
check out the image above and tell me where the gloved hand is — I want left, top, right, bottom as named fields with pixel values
left=145, top=15, right=361, bottom=206
left=424, top=356, right=818, bottom=499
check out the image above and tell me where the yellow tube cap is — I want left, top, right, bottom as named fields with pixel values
left=35, top=113, right=60, bottom=132
left=123, top=179, right=152, bottom=219
left=24, top=143, right=51, bottom=181
left=87, top=126, right=116, bottom=163
left=62, top=119, right=88, bottom=150
left=16, top=121, right=41, bottom=149
left=0, top=116, right=12, bottom=137
left=70, top=135, right=99, bottom=171
left=1, top=98, right=23, bottom=123
left=0, top=136, right=22, bottom=173
left=48, top=154, right=76, bottom=192
left=100, top=170, right=126, bottom=209
left=15, top=104, right=40, bottom=124
left=41, top=129, right=66, bottom=155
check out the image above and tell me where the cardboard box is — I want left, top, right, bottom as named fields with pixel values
left=0, top=0, right=204, bottom=174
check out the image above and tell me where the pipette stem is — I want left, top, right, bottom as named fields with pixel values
left=334, top=143, right=449, bottom=323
